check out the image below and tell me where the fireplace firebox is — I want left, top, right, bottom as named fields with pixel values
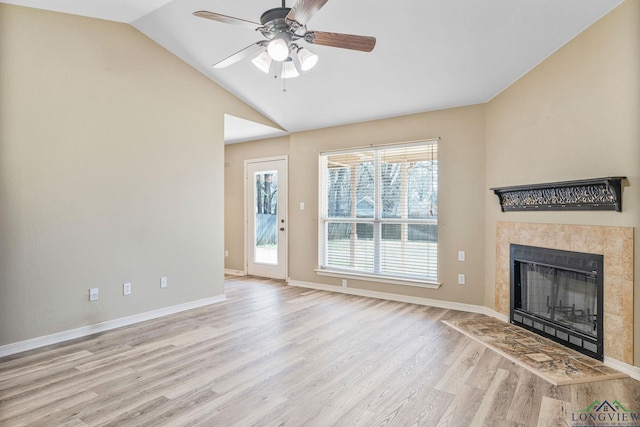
left=510, top=244, right=604, bottom=360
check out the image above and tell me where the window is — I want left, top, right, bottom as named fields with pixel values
left=318, top=141, right=438, bottom=285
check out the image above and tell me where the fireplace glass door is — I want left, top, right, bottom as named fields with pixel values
left=510, top=244, right=604, bottom=360
left=518, top=264, right=598, bottom=337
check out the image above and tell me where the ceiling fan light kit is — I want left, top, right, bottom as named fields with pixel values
left=251, top=51, right=273, bottom=73
left=194, top=0, right=376, bottom=79
left=267, top=37, right=290, bottom=61
left=281, top=59, right=300, bottom=79
left=297, top=46, right=318, bottom=71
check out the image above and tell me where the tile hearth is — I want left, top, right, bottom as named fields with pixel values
left=443, top=316, right=627, bottom=386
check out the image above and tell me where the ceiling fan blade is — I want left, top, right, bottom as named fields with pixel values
left=193, top=11, right=260, bottom=30
left=307, top=31, right=376, bottom=52
left=213, top=42, right=266, bottom=69
left=286, top=0, right=330, bottom=26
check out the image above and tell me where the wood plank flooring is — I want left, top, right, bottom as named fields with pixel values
left=1, top=276, right=639, bottom=426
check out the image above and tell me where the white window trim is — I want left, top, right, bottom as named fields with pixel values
left=318, top=139, right=439, bottom=286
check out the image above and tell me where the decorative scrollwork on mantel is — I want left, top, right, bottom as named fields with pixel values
left=490, top=177, right=626, bottom=212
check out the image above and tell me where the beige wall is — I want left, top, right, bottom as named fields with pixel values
left=224, top=137, right=291, bottom=271
left=0, top=4, right=271, bottom=346
left=288, top=107, right=486, bottom=304
left=485, top=0, right=640, bottom=364
left=226, top=107, right=486, bottom=305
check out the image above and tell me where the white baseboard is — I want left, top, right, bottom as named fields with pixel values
left=224, top=269, right=246, bottom=276
left=485, top=309, right=509, bottom=323
left=287, top=279, right=502, bottom=318
left=604, top=357, right=640, bottom=381
left=0, top=294, right=227, bottom=358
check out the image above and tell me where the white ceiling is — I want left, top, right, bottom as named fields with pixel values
left=2, top=0, right=624, bottom=141
left=224, top=114, right=288, bottom=144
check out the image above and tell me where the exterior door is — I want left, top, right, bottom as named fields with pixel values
left=246, top=158, right=287, bottom=279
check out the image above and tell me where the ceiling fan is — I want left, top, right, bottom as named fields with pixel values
left=193, top=0, right=376, bottom=78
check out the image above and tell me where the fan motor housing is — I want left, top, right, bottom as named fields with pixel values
left=260, top=7, right=291, bottom=26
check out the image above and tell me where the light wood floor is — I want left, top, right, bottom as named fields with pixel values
left=1, top=276, right=639, bottom=426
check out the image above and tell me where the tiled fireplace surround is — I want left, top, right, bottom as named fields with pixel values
left=495, top=222, right=634, bottom=365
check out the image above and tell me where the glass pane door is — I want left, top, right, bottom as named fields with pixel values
left=246, top=158, right=287, bottom=280
left=254, top=170, right=278, bottom=265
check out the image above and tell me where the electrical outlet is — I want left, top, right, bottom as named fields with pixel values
left=89, top=288, right=99, bottom=301
left=458, top=274, right=466, bottom=285
left=458, top=250, right=465, bottom=262
left=342, top=279, right=347, bottom=288
left=123, top=282, right=131, bottom=295
left=225, top=250, right=229, bottom=257
left=160, top=276, right=168, bottom=288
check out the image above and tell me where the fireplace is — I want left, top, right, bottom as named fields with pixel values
left=510, top=243, right=604, bottom=360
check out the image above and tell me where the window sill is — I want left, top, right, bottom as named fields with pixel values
left=315, top=269, right=441, bottom=289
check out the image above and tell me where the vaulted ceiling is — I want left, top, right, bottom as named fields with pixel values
left=2, top=0, right=624, bottom=141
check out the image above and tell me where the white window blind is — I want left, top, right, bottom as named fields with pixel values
left=318, top=141, right=438, bottom=283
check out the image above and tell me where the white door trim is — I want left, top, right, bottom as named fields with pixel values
left=244, top=156, right=288, bottom=279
